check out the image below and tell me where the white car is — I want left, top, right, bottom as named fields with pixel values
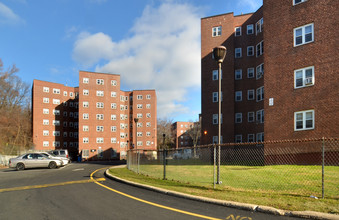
left=9, top=153, right=63, bottom=171
left=41, top=152, right=69, bottom=166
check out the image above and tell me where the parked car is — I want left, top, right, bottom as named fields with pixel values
left=41, top=152, right=69, bottom=166
left=9, top=153, right=63, bottom=171
left=49, top=149, right=71, bottom=163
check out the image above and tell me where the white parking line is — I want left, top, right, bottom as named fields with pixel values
left=72, top=168, right=85, bottom=171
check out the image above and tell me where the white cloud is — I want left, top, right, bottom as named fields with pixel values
left=0, top=2, right=24, bottom=25
left=72, top=2, right=201, bottom=119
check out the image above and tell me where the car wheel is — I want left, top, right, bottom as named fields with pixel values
left=16, top=163, right=25, bottom=171
left=48, top=161, right=57, bottom=169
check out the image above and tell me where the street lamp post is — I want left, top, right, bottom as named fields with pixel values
left=134, top=118, right=139, bottom=173
left=212, top=46, right=227, bottom=184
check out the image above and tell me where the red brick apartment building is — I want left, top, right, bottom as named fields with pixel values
left=172, top=121, right=194, bottom=148
left=32, top=71, right=157, bottom=160
left=201, top=0, right=338, bottom=145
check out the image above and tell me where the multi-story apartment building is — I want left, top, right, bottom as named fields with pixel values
left=172, top=121, right=194, bottom=148
left=32, top=71, right=157, bottom=160
left=200, top=0, right=338, bottom=145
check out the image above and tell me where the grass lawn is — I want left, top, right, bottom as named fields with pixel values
left=110, top=165, right=339, bottom=214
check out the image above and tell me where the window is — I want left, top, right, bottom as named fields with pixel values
left=212, top=92, right=218, bottom=102
left=96, top=114, right=104, bottom=120
left=96, top=102, right=104, bottom=108
left=247, top=24, right=254, bottom=35
left=247, top=68, right=254, bottom=78
left=248, top=112, right=255, bottom=122
left=111, top=126, right=117, bottom=132
left=146, top=122, right=151, bottom=127
left=53, top=110, right=60, bottom=115
left=43, top=141, right=49, bottom=147
left=247, top=46, right=254, bottom=56
left=146, top=104, right=151, bottom=109
left=293, top=0, right=307, bottom=5
left=137, top=95, right=143, bottom=100
left=83, top=89, right=89, bottom=96
left=83, top=125, right=89, bottom=131
left=111, top=138, right=117, bottom=143
left=83, top=78, right=89, bottom=84
left=111, top=92, right=116, bottom=97
left=256, top=86, right=264, bottom=102
left=43, top=109, right=49, bottom=114
left=235, top=48, right=242, bottom=58
left=235, top=27, right=241, bottom=36
left=96, top=79, right=104, bottom=85
left=146, top=132, right=151, bottom=136
left=96, top=138, right=104, bottom=143
left=43, top=87, right=49, bottom=93
left=63, top=91, right=67, bottom=96
left=137, top=122, right=142, bottom=128
left=96, top=91, right=104, bottom=97
left=83, top=101, right=89, bottom=108
left=235, top=113, right=242, bottom=123
left=247, top=90, right=255, bottom=100
left=137, top=113, right=142, bottom=118
left=83, top=113, right=89, bottom=119
left=256, top=109, right=264, bottom=123
left=43, top=130, right=49, bottom=136
left=137, top=104, right=143, bottom=109
left=295, top=110, right=314, bottom=131
left=70, top=92, right=73, bottom=97
left=83, top=138, right=89, bottom=143
left=43, top=98, right=49, bottom=103
left=257, top=133, right=264, bottom=142
left=213, top=136, right=223, bottom=144
left=256, top=41, right=264, bottom=57
left=212, top=69, right=222, bottom=80
left=235, top=135, right=242, bottom=143
left=256, top=18, right=263, bottom=35
left=248, top=134, right=255, bottom=142
left=111, top=103, right=117, bottom=109
left=294, top=23, right=314, bottom=47
left=53, top=99, right=60, bottom=105
left=235, top=69, right=242, bottom=80
left=294, top=66, right=314, bottom=88
left=96, top=126, right=104, bottom=132
left=213, top=114, right=222, bottom=124
left=63, top=121, right=67, bottom=127
left=212, top=26, right=221, bottom=37
left=256, top=63, right=264, bottom=79
left=235, top=91, right=242, bottom=102
left=146, top=95, right=151, bottom=99
left=111, top=80, right=117, bottom=86
left=53, top=131, right=60, bottom=136
left=146, top=113, right=151, bottom=118
left=53, top=88, right=60, bottom=94
left=137, top=141, right=143, bottom=147
left=111, top=114, right=116, bottom=120
left=53, top=120, right=60, bottom=126
left=137, top=132, right=143, bottom=137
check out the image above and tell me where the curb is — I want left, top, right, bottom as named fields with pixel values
left=104, top=167, right=339, bottom=220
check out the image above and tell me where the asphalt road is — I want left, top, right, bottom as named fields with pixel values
left=0, top=162, right=301, bottom=220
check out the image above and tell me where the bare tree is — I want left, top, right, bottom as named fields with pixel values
left=186, top=118, right=201, bottom=156
left=0, top=59, right=32, bottom=154
left=157, top=118, right=175, bottom=149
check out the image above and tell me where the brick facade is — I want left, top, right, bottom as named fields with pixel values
left=32, top=71, right=157, bottom=160
left=201, top=0, right=338, bottom=145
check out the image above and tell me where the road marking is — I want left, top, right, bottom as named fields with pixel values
left=72, top=168, right=85, bottom=171
left=90, top=168, right=223, bottom=220
left=0, top=178, right=105, bottom=193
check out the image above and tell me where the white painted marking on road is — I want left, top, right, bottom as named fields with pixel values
left=72, top=168, right=85, bottom=171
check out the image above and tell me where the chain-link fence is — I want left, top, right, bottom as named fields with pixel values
left=127, top=138, right=339, bottom=199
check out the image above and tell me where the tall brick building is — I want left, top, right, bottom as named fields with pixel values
left=32, top=71, right=157, bottom=160
left=201, top=0, right=338, bottom=145
left=172, top=121, right=194, bottom=148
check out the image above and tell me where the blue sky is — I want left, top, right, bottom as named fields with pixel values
left=0, top=0, right=262, bottom=122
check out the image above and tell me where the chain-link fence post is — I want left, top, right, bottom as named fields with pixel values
left=322, top=137, right=325, bottom=199
left=213, top=143, right=216, bottom=189
left=163, top=149, right=167, bottom=180
left=137, top=150, right=140, bottom=174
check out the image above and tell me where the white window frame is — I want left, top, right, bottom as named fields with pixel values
left=83, top=137, right=89, bottom=143
left=294, top=110, right=314, bottom=131
left=83, top=101, right=89, bottom=108
left=256, top=41, right=263, bottom=57
left=235, top=135, right=242, bottom=143
left=43, top=108, right=49, bottom=114
left=294, top=66, right=314, bottom=88
left=96, top=102, right=104, bottom=108
left=235, top=27, right=241, bottom=36
left=247, top=68, right=254, bottom=78
left=248, top=134, right=255, bottom=142
left=235, top=91, right=242, bottom=102
left=83, top=113, right=89, bottom=120
left=256, top=63, right=264, bottom=79
left=111, top=103, right=117, bottom=109
left=111, top=80, right=117, bottom=86
left=247, top=24, right=254, bottom=35
left=212, top=92, right=218, bottom=103
left=43, top=87, right=49, bottom=93
left=96, top=138, right=104, bottom=143
left=96, top=79, right=104, bottom=85
left=256, top=133, right=264, bottom=142
left=294, top=23, right=314, bottom=47
left=293, top=0, right=307, bottom=6
left=235, top=69, right=242, bottom=80
left=96, top=114, right=104, bottom=120
left=235, top=48, right=242, bottom=58
left=248, top=112, right=255, bottom=122
left=53, top=88, right=60, bottom=94
left=256, top=86, right=264, bottom=102
left=247, top=90, right=255, bottom=100
left=83, top=125, right=89, bottom=132
left=212, top=26, right=221, bottom=37
left=83, top=89, right=89, bottom=96
left=256, top=109, right=264, bottom=124
left=235, top=113, right=242, bottom=123
left=83, top=78, right=89, bottom=84
left=213, top=114, right=222, bottom=125
left=96, top=90, right=104, bottom=97
left=247, top=46, right=254, bottom=56
left=96, top=126, right=104, bottom=132
left=43, top=98, right=49, bottom=103
left=256, top=18, right=263, bottom=35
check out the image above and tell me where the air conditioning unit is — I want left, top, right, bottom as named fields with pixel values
left=305, top=77, right=313, bottom=85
